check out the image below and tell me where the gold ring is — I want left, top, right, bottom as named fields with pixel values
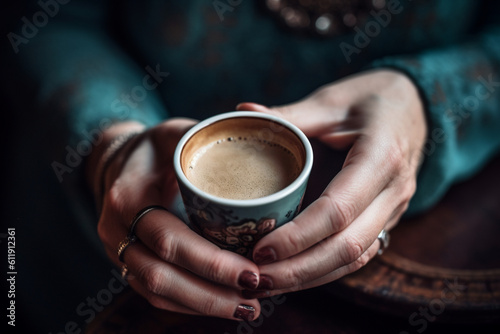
left=121, top=264, right=129, bottom=280
left=117, top=236, right=136, bottom=263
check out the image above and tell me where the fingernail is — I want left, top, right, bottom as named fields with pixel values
left=234, top=304, right=255, bottom=321
left=238, top=270, right=259, bottom=290
left=257, top=274, right=274, bottom=290
left=253, top=246, right=277, bottom=265
left=242, top=290, right=271, bottom=299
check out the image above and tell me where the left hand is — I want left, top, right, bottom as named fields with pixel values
left=236, top=69, right=427, bottom=297
left=87, top=119, right=262, bottom=321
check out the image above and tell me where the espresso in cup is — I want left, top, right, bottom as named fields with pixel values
left=184, top=137, right=301, bottom=201
left=180, top=117, right=306, bottom=200
left=174, top=112, right=312, bottom=257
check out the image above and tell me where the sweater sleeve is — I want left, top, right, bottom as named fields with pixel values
left=371, top=20, right=500, bottom=215
left=5, top=0, right=167, bottom=167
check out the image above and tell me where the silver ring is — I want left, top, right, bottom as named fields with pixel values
left=121, top=264, right=129, bottom=280
left=377, top=229, right=390, bottom=255
left=117, top=205, right=168, bottom=263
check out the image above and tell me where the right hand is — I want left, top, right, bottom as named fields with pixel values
left=90, top=119, right=261, bottom=321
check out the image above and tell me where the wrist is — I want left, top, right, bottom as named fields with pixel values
left=85, top=121, right=146, bottom=210
left=377, top=69, right=428, bottom=166
left=375, top=68, right=425, bottom=113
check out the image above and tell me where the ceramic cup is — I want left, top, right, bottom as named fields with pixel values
left=174, top=111, right=313, bottom=258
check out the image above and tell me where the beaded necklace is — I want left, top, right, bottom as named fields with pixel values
left=264, top=0, right=387, bottom=36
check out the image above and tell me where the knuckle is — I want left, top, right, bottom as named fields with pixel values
left=406, top=179, right=417, bottom=198
left=150, top=229, right=177, bottom=263
left=397, top=178, right=417, bottom=206
left=352, top=250, right=371, bottom=270
left=284, top=225, right=308, bottom=254
left=198, top=294, right=223, bottom=316
left=402, top=181, right=416, bottom=204
left=202, top=252, right=229, bottom=283
left=384, top=141, right=407, bottom=174
left=341, top=236, right=364, bottom=266
left=140, top=264, right=167, bottom=295
left=98, top=186, right=127, bottom=243
left=282, top=263, right=307, bottom=288
left=323, top=193, right=357, bottom=231
left=106, top=184, right=126, bottom=214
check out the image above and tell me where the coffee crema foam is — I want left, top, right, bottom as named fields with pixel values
left=185, top=137, right=301, bottom=200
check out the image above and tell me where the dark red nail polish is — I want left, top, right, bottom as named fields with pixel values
left=253, top=246, right=277, bottom=265
left=238, top=270, right=259, bottom=290
left=257, top=274, right=274, bottom=290
left=234, top=304, right=255, bottom=321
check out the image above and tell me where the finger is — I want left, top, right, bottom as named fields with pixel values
left=133, top=209, right=261, bottom=290
left=100, top=124, right=262, bottom=291
left=236, top=101, right=349, bottom=138
left=255, top=185, right=398, bottom=290
left=124, top=242, right=261, bottom=321
left=128, top=279, right=204, bottom=316
left=243, top=240, right=380, bottom=299
left=252, top=134, right=395, bottom=263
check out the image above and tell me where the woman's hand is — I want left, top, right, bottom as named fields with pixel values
left=87, top=119, right=261, bottom=321
left=237, top=69, right=427, bottom=296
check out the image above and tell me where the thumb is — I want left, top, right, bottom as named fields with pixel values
left=236, top=101, right=342, bottom=138
left=236, top=101, right=309, bottom=124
